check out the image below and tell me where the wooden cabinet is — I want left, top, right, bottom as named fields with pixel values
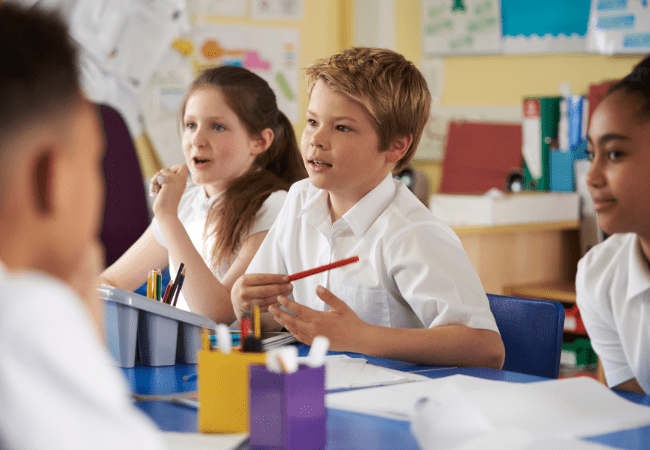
left=452, top=220, right=581, bottom=296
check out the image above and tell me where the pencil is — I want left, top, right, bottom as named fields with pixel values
left=253, top=305, right=261, bottom=339
left=156, top=269, right=162, bottom=301
left=171, top=267, right=186, bottom=307
left=287, top=256, right=360, bottom=282
left=161, top=280, right=173, bottom=304
left=147, top=270, right=155, bottom=299
left=167, top=262, right=184, bottom=306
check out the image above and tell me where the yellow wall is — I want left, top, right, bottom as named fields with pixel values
left=395, top=0, right=644, bottom=193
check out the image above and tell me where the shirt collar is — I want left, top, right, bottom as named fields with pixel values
left=626, top=234, right=650, bottom=300
left=298, top=174, right=397, bottom=238
left=193, top=185, right=222, bottom=215
left=343, top=174, right=396, bottom=238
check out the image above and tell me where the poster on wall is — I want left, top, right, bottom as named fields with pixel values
left=251, top=0, right=303, bottom=20
left=586, top=0, right=650, bottom=54
left=186, top=0, right=247, bottom=17
left=421, top=0, right=502, bottom=55
left=501, top=0, right=590, bottom=53
left=189, top=23, right=300, bottom=122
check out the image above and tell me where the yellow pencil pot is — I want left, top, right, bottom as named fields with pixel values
left=197, top=349, right=266, bottom=433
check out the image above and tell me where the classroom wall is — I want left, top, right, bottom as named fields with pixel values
left=393, top=0, right=644, bottom=194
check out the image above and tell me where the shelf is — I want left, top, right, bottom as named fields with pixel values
left=503, top=280, right=577, bottom=304
left=452, top=220, right=580, bottom=236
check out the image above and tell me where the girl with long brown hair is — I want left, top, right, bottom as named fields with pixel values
left=99, top=66, right=305, bottom=323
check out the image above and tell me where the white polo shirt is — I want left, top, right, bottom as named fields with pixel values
left=153, top=182, right=287, bottom=311
left=0, top=261, right=166, bottom=450
left=576, top=233, right=650, bottom=394
left=247, top=175, right=499, bottom=331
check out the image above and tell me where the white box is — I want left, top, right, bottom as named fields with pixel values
left=429, top=191, right=580, bottom=227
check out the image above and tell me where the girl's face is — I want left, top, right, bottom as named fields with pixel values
left=182, top=86, right=264, bottom=196
left=586, top=90, right=650, bottom=239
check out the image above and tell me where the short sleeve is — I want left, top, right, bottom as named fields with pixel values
left=246, top=189, right=294, bottom=276
left=249, top=190, right=287, bottom=236
left=576, top=259, right=636, bottom=389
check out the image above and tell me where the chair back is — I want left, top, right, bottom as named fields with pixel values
left=487, top=293, right=565, bottom=379
left=98, top=104, right=150, bottom=267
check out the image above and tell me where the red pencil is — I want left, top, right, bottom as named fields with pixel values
left=287, top=256, right=359, bottom=282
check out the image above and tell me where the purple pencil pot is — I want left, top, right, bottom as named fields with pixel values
left=249, top=364, right=326, bottom=449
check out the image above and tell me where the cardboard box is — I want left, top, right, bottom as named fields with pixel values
left=429, top=191, right=580, bottom=227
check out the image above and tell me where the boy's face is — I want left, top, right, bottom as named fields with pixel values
left=301, top=80, right=397, bottom=208
left=53, top=100, right=105, bottom=279
left=586, top=90, right=650, bottom=237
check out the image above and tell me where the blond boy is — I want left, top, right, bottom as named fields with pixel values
left=232, top=48, right=504, bottom=367
left=0, top=5, right=165, bottom=449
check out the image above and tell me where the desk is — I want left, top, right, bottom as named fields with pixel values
left=124, top=345, right=650, bottom=449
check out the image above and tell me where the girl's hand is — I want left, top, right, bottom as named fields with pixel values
left=151, top=164, right=188, bottom=221
left=268, top=285, right=367, bottom=351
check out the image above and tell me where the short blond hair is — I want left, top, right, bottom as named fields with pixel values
left=305, top=47, right=431, bottom=171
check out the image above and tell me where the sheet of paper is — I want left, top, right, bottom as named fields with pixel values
left=297, top=355, right=428, bottom=390
left=450, top=429, right=613, bottom=450
left=163, top=431, right=248, bottom=450
left=327, top=374, right=650, bottom=439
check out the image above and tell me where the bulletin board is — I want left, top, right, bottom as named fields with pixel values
left=422, top=0, right=650, bottom=55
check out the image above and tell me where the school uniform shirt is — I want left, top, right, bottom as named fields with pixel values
left=152, top=182, right=287, bottom=311
left=0, top=261, right=166, bottom=450
left=576, top=233, right=650, bottom=394
left=247, top=174, right=499, bottom=331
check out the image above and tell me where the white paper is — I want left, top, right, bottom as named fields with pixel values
left=587, top=0, right=650, bottom=55
left=189, top=23, right=300, bottom=122
left=327, top=374, right=650, bottom=439
left=421, top=0, right=502, bottom=55
left=187, top=0, right=247, bottom=17
left=450, top=429, right=613, bottom=450
left=163, top=431, right=248, bottom=450
left=298, top=355, right=428, bottom=390
left=251, top=0, right=303, bottom=20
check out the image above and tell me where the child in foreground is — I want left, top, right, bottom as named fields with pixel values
left=232, top=48, right=505, bottom=367
left=0, top=5, right=165, bottom=449
left=99, top=65, right=305, bottom=323
left=576, top=55, right=650, bottom=395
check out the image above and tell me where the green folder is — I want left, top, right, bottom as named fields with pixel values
left=522, top=97, right=561, bottom=191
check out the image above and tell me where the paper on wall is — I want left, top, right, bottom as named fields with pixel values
left=587, top=0, right=650, bottom=55
left=421, top=0, right=502, bottom=55
left=188, top=22, right=300, bottom=122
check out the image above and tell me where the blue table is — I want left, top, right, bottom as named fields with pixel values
left=124, top=345, right=650, bottom=449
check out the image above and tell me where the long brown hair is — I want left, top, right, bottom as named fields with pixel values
left=181, top=66, right=306, bottom=271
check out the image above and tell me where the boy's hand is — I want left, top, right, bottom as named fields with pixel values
left=268, top=285, right=365, bottom=351
left=151, top=164, right=188, bottom=221
left=231, top=273, right=293, bottom=322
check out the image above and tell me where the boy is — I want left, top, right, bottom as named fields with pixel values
left=232, top=48, right=505, bottom=367
left=0, top=5, right=165, bottom=449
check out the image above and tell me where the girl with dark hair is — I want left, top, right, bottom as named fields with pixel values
left=99, top=65, right=306, bottom=323
left=576, top=55, right=650, bottom=395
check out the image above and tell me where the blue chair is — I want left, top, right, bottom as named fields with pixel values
left=487, top=293, right=565, bottom=379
